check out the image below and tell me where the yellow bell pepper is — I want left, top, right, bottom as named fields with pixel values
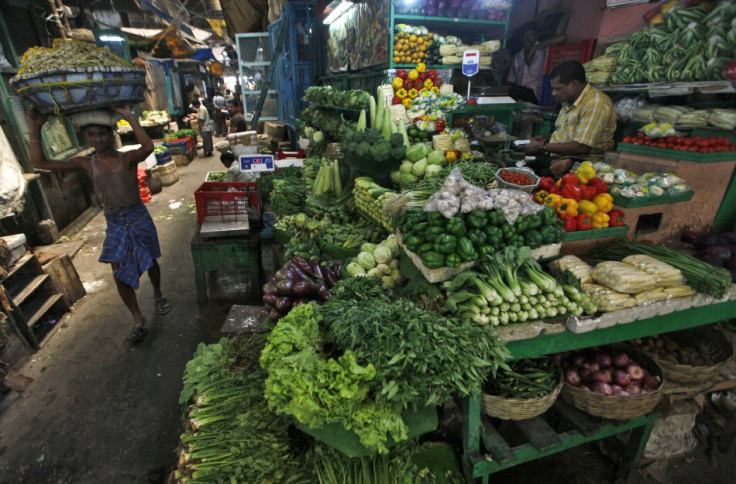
left=423, top=78, right=434, bottom=89
left=396, top=88, right=408, bottom=99
left=445, top=151, right=458, bottom=163
left=578, top=199, right=598, bottom=217
left=556, top=198, right=579, bottom=217
left=416, top=62, right=426, bottom=73
left=430, top=86, right=440, bottom=95
left=408, top=88, right=419, bottom=99
left=408, top=69, right=419, bottom=80
left=534, top=190, right=549, bottom=205
left=544, top=193, right=563, bottom=210
left=391, top=77, right=404, bottom=90
left=593, top=193, right=614, bottom=213
left=592, top=211, right=610, bottom=229
left=402, top=98, right=413, bottom=108
left=575, top=161, right=596, bottom=185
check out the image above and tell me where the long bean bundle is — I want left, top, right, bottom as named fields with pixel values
left=589, top=241, right=732, bottom=299
left=18, top=39, right=132, bottom=75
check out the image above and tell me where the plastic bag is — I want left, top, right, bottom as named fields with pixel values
left=591, top=261, right=658, bottom=294
left=582, top=283, right=637, bottom=312
left=613, top=169, right=637, bottom=185
left=550, top=255, right=594, bottom=284
left=614, top=96, right=648, bottom=122
left=622, top=254, right=685, bottom=287
left=640, top=122, right=676, bottom=138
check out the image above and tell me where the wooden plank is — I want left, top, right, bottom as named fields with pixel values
left=2, top=253, right=34, bottom=281
left=479, top=415, right=516, bottom=464
left=25, top=294, right=63, bottom=329
left=515, top=417, right=562, bottom=451
left=552, top=399, right=601, bottom=437
left=43, top=255, right=86, bottom=305
left=12, top=275, right=49, bottom=306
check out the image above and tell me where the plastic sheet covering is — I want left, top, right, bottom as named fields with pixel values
left=0, top=127, right=25, bottom=219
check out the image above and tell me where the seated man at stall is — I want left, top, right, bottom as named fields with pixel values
left=227, top=100, right=248, bottom=134
left=26, top=106, right=171, bottom=343
left=220, top=151, right=255, bottom=183
left=520, top=60, right=616, bottom=178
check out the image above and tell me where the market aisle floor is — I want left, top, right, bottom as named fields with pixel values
left=0, top=146, right=239, bottom=483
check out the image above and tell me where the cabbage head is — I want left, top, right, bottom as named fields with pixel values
left=425, top=164, right=444, bottom=178
left=427, top=150, right=446, bottom=165
left=356, top=252, right=376, bottom=270
left=401, top=172, right=418, bottom=185
left=360, top=243, right=377, bottom=254
left=346, top=262, right=367, bottom=277
left=390, top=170, right=402, bottom=186
left=411, top=158, right=428, bottom=177
left=405, top=144, right=426, bottom=163
left=399, top=160, right=414, bottom=173
left=382, top=235, right=400, bottom=258
left=367, top=267, right=382, bottom=278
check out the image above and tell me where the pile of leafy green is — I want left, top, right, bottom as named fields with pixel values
left=319, top=277, right=510, bottom=409
left=176, top=336, right=314, bottom=483
left=260, top=304, right=408, bottom=453
left=259, top=166, right=301, bottom=203
left=303, top=86, right=371, bottom=109
left=342, top=128, right=406, bottom=166
left=270, top=177, right=307, bottom=217
left=301, top=107, right=352, bottom=141
left=170, top=128, right=197, bottom=140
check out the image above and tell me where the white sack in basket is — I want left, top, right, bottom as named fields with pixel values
left=0, top=127, right=25, bottom=219
left=69, top=109, right=121, bottom=130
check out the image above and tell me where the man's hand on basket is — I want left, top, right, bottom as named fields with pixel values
left=113, top=104, right=134, bottom=121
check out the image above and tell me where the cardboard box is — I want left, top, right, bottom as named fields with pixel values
left=264, top=122, right=287, bottom=142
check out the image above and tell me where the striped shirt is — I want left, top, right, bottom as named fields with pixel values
left=549, top=83, right=616, bottom=157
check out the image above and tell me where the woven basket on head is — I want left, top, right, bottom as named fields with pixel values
left=10, top=67, right=146, bottom=115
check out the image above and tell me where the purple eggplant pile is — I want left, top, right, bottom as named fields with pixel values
left=262, top=257, right=343, bottom=321
left=559, top=348, right=661, bottom=397
left=681, top=231, right=736, bottom=281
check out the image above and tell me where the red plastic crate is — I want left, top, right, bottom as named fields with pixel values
left=169, top=136, right=194, bottom=151
left=194, top=182, right=260, bottom=224
left=544, top=39, right=597, bottom=74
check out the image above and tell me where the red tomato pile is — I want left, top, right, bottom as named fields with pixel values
left=621, top=133, right=736, bottom=153
left=498, top=169, right=537, bottom=186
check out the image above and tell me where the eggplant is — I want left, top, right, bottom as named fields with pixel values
left=319, top=289, right=332, bottom=301
left=315, top=278, right=329, bottom=292
left=292, top=256, right=315, bottom=276
left=268, top=308, right=283, bottom=321
left=293, top=280, right=320, bottom=297
left=323, top=267, right=338, bottom=288
left=263, top=293, right=279, bottom=305
left=719, top=232, right=736, bottom=245
left=276, top=279, right=296, bottom=296
left=694, top=233, right=721, bottom=250
left=292, top=298, right=310, bottom=307
left=274, top=297, right=293, bottom=314
left=332, top=260, right=344, bottom=274
left=275, top=267, right=298, bottom=281
left=287, top=262, right=311, bottom=281
left=262, top=283, right=278, bottom=295
left=308, top=259, right=325, bottom=279
left=701, top=245, right=731, bottom=261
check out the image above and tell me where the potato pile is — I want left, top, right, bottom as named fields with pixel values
left=635, top=335, right=713, bottom=366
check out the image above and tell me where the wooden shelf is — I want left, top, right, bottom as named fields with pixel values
left=10, top=274, right=49, bottom=306
left=25, top=294, right=63, bottom=329
left=3, top=253, right=34, bottom=281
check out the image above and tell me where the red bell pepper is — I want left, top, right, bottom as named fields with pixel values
left=723, top=61, right=736, bottom=81
left=427, top=69, right=438, bottom=79
left=392, top=95, right=402, bottom=105
left=435, top=119, right=446, bottom=132
left=396, top=69, right=408, bottom=79
left=435, top=78, right=443, bottom=87
left=538, top=176, right=555, bottom=191
left=560, top=214, right=577, bottom=232
left=560, top=173, right=580, bottom=187
left=589, top=177, right=608, bottom=195
left=575, top=213, right=592, bottom=231
left=403, top=79, right=414, bottom=89
left=579, top=185, right=598, bottom=201
left=549, top=184, right=562, bottom=195
left=561, top=184, right=582, bottom=201
left=608, top=209, right=626, bottom=227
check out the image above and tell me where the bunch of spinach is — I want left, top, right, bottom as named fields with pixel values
left=270, top=177, right=307, bottom=217
left=260, top=303, right=408, bottom=453
left=320, top=278, right=510, bottom=409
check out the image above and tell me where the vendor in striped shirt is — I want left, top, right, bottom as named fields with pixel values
left=521, top=60, right=616, bottom=178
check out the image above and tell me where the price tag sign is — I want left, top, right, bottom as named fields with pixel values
left=462, top=49, right=480, bottom=78
left=239, top=154, right=274, bottom=173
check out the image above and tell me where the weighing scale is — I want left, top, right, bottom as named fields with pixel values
left=199, top=154, right=273, bottom=238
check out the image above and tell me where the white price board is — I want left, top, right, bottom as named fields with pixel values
left=239, top=154, right=275, bottom=173
left=462, top=49, right=480, bottom=78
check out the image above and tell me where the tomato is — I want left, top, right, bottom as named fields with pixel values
left=637, top=131, right=646, bottom=139
left=688, top=146, right=699, bottom=152
left=622, top=136, right=632, bottom=143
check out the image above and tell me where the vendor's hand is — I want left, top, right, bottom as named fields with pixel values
left=521, top=139, right=544, bottom=155
left=550, top=158, right=574, bottom=179
left=26, top=108, right=47, bottom=129
left=532, top=135, right=547, bottom=143
left=113, top=104, right=134, bottom=121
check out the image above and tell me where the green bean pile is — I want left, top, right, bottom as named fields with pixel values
left=484, top=357, right=559, bottom=399
left=18, top=39, right=132, bottom=75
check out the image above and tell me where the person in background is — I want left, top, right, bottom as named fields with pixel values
left=26, top=105, right=171, bottom=343
left=224, top=89, right=234, bottom=102
left=520, top=60, right=616, bottom=178
left=227, top=100, right=248, bottom=134
left=507, top=22, right=566, bottom=103
left=192, top=99, right=214, bottom=157
left=219, top=151, right=255, bottom=183
left=212, top=90, right=228, bottom=137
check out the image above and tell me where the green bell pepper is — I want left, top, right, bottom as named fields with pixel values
left=540, top=206, right=557, bottom=227
left=434, top=234, right=458, bottom=255
left=404, top=235, right=425, bottom=252
left=445, top=253, right=463, bottom=268
left=487, top=210, right=505, bottom=226
left=523, top=229, right=543, bottom=249
left=514, top=216, right=530, bottom=234
left=424, top=226, right=445, bottom=240
left=409, top=221, right=430, bottom=234
left=466, top=229, right=487, bottom=247
left=483, top=225, right=503, bottom=248
left=418, top=242, right=435, bottom=255
left=526, top=213, right=543, bottom=230
left=422, top=251, right=445, bottom=269
left=446, top=217, right=467, bottom=237
left=466, top=209, right=488, bottom=229
left=479, top=245, right=496, bottom=257
left=457, top=237, right=478, bottom=262
left=427, top=211, right=448, bottom=227
left=501, top=223, right=516, bottom=241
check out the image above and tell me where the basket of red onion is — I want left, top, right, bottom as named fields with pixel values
left=558, top=345, right=664, bottom=420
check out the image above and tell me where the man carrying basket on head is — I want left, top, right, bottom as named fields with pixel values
left=26, top=105, right=171, bottom=344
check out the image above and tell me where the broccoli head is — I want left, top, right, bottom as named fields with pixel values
left=389, top=133, right=405, bottom=148
left=390, top=146, right=406, bottom=162
left=351, top=130, right=366, bottom=144
left=370, top=142, right=391, bottom=163
left=345, top=141, right=359, bottom=154
left=356, top=142, right=372, bottom=158
left=364, top=129, right=381, bottom=145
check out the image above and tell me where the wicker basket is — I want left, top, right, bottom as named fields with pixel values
left=561, top=345, right=664, bottom=420
left=494, top=167, right=540, bottom=193
left=482, top=374, right=563, bottom=420
left=10, top=67, right=146, bottom=114
left=646, top=326, right=734, bottom=384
